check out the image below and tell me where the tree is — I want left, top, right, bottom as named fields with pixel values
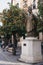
left=37, top=0, right=43, bottom=32
left=2, top=4, right=27, bottom=55
left=2, top=5, right=26, bottom=37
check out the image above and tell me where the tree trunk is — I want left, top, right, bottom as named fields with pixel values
left=12, top=34, right=17, bottom=55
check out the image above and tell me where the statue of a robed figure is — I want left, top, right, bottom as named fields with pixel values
left=26, top=6, right=37, bottom=37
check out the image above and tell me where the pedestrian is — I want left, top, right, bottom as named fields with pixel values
left=1, top=39, right=5, bottom=51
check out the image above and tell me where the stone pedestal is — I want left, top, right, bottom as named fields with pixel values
left=39, top=32, right=43, bottom=41
left=19, top=37, right=42, bottom=63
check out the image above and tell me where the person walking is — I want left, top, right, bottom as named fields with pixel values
left=1, top=39, right=5, bottom=51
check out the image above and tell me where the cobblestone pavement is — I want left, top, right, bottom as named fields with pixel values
left=0, top=48, right=43, bottom=65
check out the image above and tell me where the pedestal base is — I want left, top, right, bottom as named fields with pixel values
left=19, top=37, right=42, bottom=63
left=19, top=56, right=42, bottom=64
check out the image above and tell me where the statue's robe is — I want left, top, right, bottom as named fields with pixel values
left=26, top=13, right=35, bottom=37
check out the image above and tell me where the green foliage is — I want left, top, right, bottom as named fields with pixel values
left=38, top=1, right=43, bottom=18
left=2, top=4, right=26, bottom=38
left=37, top=0, right=43, bottom=32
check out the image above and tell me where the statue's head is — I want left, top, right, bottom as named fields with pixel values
left=28, top=6, right=32, bottom=14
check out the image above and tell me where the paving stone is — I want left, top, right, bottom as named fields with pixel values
left=0, top=48, right=43, bottom=65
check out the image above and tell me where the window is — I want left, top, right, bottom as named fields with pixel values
left=33, top=0, right=36, bottom=9
left=40, top=0, right=43, bottom=4
left=16, top=3, right=19, bottom=8
left=23, top=0, right=27, bottom=8
left=40, top=0, right=43, bottom=3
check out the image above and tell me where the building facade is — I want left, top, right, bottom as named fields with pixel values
left=11, top=0, right=38, bottom=15
left=12, top=0, right=38, bottom=9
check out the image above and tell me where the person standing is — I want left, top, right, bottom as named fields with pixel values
left=1, top=39, right=5, bottom=51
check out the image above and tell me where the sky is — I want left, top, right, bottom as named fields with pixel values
left=0, top=0, right=11, bottom=26
left=0, top=0, right=11, bottom=12
left=0, top=0, right=19, bottom=26
left=0, top=0, right=20, bottom=12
